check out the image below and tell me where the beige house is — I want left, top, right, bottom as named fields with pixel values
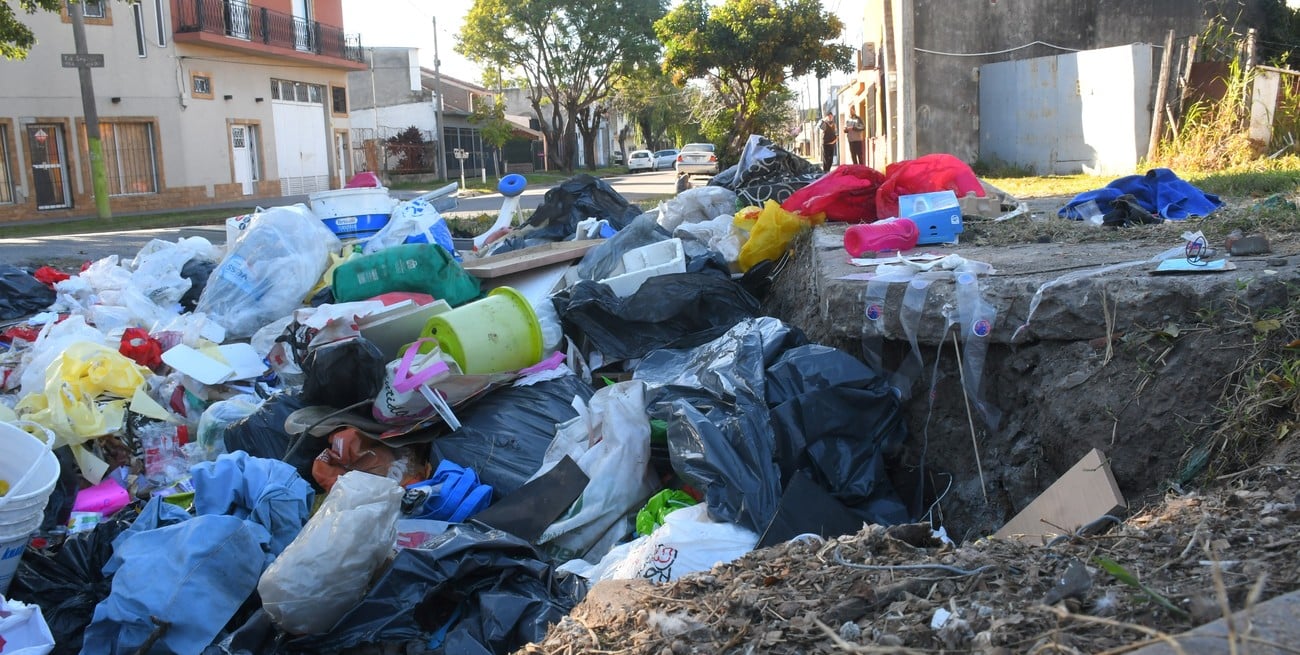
left=0, top=0, right=365, bottom=223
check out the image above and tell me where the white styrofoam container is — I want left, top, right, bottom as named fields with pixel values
left=599, top=238, right=686, bottom=297
left=308, top=187, right=397, bottom=239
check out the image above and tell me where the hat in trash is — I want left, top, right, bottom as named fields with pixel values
left=284, top=405, right=392, bottom=438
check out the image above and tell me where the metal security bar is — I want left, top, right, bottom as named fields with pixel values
left=176, top=0, right=363, bottom=63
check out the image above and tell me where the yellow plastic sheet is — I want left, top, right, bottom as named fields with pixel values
left=15, top=341, right=149, bottom=447
left=735, top=200, right=824, bottom=272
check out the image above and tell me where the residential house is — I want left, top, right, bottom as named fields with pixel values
left=847, top=0, right=1275, bottom=172
left=347, top=49, right=545, bottom=179
left=0, top=0, right=365, bottom=223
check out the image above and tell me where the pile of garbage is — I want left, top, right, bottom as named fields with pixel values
left=0, top=137, right=1228, bottom=654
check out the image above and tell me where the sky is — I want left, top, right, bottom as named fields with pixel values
left=341, top=0, right=867, bottom=102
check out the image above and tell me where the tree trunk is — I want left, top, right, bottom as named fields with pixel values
left=575, top=105, right=604, bottom=171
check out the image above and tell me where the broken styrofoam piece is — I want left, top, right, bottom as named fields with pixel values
left=161, top=343, right=267, bottom=386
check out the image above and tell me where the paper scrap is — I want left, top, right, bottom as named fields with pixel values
left=161, top=344, right=234, bottom=386
left=130, top=387, right=174, bottom=421
left=72, top=443, right=110, bottom=485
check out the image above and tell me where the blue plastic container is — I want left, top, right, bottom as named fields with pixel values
left=309, top=188, right=395, bottom=240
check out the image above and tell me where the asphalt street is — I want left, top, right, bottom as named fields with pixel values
left=0, top=169, right=678, bottom=268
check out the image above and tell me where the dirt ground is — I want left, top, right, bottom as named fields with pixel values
left=521, top=464, right=1299, bottom=654
left=520, top=191, right=1300, bottom=654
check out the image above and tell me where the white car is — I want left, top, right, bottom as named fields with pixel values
left=652, top=149, right=680, bottom=171
left=626, top=149, right=654, bottom=173
left=675, top=143, right=718, bottom=175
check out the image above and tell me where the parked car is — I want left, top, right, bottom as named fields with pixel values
left=627, top=149, right=654, bottom=173
left=675, top=143, right=718, bottom=175
left=611, top=150, right=624, bottom=166
left=652, top=149, right=680, bottom=171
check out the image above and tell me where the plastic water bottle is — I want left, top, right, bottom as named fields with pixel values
left=844, top=217, right=919, bottom=257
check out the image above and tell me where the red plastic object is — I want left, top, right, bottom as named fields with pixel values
left=345, top=171, right=382, bottom=188
left=120, top=327, right=163, bottom=369
left=369, top=292, right=436, bottom=306
left=781, top=164, right=886, bottom=222
left=844, top=218, right=919, bottom=257
left=32, top=266, right=70, bottom=288
left=875, top=153, right=984, bottom=220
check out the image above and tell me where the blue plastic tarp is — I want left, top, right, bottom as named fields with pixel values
left=1058, top=168, right=1222, bottom=221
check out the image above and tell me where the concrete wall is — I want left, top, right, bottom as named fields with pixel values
left=979, top=44, right=1154, bottom=175
left=868, top=0, right=1271, bottom=163
left=348, top=48, right=423, bottom=112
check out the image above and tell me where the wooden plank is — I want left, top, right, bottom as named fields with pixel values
left=994, top=448, right=1126, bottom=544
left=462, top=239, right=604, bottom=279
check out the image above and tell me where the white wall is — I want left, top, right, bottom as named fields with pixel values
left=978, top=44, right=1154, bottom=175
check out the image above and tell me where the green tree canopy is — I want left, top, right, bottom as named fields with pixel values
left=457, top=0, right=667, bottom=172
left=2, top=0, right=61, bottom=60
left=655, top=0, right=853, bottom=160
left=610, top=63, right=697, bottom=152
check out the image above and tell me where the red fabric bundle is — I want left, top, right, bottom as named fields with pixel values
left=781, top=165, right=886, bottom=222
left=875, top=153, right=984, bottom=219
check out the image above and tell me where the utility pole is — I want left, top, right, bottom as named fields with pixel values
left=69, top=1, right=111, bottom=219
left=432, top=16, right=446, bottom=181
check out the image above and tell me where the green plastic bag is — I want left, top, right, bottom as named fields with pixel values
left=635, top=489, right=697, bottom=536
left=332, top=243, right=481, bottom=307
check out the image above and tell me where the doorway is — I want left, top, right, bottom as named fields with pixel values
left=334, top=130, right=349, bottom=188
left=231, top=124, right=258, bottom=195
left=27, top=124, right=71, bottom=210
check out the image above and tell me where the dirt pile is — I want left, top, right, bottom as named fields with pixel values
left=521, top=465, right=1300, bottom=654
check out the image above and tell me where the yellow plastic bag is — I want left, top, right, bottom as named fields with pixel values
left=736, top=200, right=823, bottom=272
left=15, top=341, right=149, bottom=446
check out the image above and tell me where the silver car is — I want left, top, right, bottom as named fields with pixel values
left=652, top=149, right=680, bottom=171
left=675, top=143, right=718, bottom=175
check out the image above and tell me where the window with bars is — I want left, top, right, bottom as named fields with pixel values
left=81, top=0, right=105, bottom=18
left=270, top=78, right=327, bottom=105
left=99, top=122, right=159, bottom=196
left=153, top=0, right=166, bottom=46
left=0, top=126, right=13, bottom=204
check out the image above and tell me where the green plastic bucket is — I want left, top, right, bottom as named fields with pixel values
left=420, top=286, right=543, bottom=374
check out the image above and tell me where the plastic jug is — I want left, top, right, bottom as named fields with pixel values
left=844, top=217, right=919, bottom=257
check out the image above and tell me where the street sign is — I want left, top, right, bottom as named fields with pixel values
left=61, top=53, right=104, bottom=68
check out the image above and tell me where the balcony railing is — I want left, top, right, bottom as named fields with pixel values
left=176, top=0, right=363, bottom=64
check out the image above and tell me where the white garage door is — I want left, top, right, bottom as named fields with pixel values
left=272, top=100, right=330, bottom=194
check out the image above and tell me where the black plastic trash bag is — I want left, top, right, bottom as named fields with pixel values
left=432, top=375, right=594, bottom=498
left=8, top=516, right=134, bottom=655
left=289, top=526, right=580, bottom=655
left=299, top=336, right=386, bottom=409
left=765, top=344, right=912, bottom=525
left=555, top=273, right=761, bottom=365
left=492, top=174, right=643, bottom=253
left=0, top=264, right=55, bottom=320
left=179, top=258, right=217, bottom=312
left=223, top=393, right=318, bottom=487
left=638, top=318, right=805, bottom=532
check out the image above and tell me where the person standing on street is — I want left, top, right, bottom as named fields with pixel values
left=844, top=107, right=865, bottom=166
left=818, top=111, right=837, bottom=172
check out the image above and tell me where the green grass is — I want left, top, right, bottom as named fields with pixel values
left=983, top=174, right=1109, bottom=199
left=0, top=207, right=257, bottom=239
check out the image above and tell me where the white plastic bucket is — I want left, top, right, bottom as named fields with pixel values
left=309, top=187, right=396, bottom=240
left=0, top=422, right=59, bottom=596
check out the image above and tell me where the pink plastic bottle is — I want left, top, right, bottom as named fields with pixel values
left=844, top=217, right=919, bottom=257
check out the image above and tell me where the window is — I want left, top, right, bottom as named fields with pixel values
left=100, top=122, right=158, bottom=196
left=0, top=126, right=13, bottom=204
left=308, top=84, right=323, bottom=104
left=270, top=78, right=327, bottom=105
left=81, top=1, right=105, bottom=19
left=331, top=86, right=347, bottom=115
left=191, top=73, right=213, bottom=99
left=131, top=2, right=146, bottom=57
left=270, top=80, right=280, bottom=100
left=153, top=0, right=167, bottom=46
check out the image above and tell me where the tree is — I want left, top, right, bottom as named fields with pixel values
left=2, top=0, right=61, bottom=60
left=655, top=0, right=853, bottom=161
left=468, top=96, right=515, bottom=177
left=457, top=0, right=667, bottom=172
left=386, top=126, right=429, bottom=173
left=610, top=64, right=696, bottom=152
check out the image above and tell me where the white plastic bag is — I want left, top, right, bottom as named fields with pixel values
left=258, top=471, right=403, bottom=635
left=531, top=380, right=658, bottom=562
left=656, top=186, right=737, bottom=232
left=193, top=393, right=265, bottom=459
left=196, top=204, right=341, bottom=339
left=561, top=504, right=758, bottom=584
left=673, top=214, right=744, bottom=267
left=0, top=595, right=56, bottom=655
left=362, top=196, right=454, bottom=256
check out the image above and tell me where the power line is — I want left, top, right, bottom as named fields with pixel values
left=914, top=40, right=1081, bottom=57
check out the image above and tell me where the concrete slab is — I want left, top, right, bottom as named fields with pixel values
left=1128, top=590, right=1300, bottom=655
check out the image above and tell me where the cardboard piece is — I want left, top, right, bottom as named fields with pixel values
left=464, top=240, right=604, bottom=279
left=358, top=299, right=452, bottom=360
left=758, top=470, right=865, bottom=549
left=994, top=448, right=1126, bottom=543
left=471, top=455, right=589, bottom=542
